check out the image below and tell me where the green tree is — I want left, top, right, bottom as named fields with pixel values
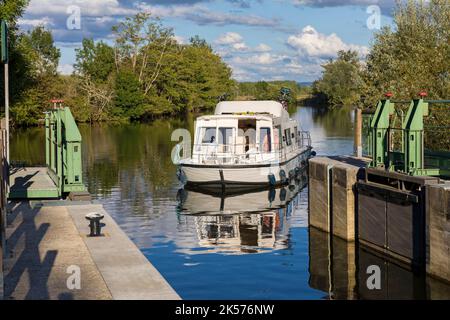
left=21, top=25, right=60, bottom=75
left=313, top=50, right=364, bottom=107
left=176, top=43, right=235, bottom=112
left=363, top=0, right=450, bottom=150
left=363, top=0, right=449, bottom=105
left=235, top=81, right=306, bottom=103
left=0, top=0, right=31, bottom=119
left=0, top=0, right=29, bottom=28
left=4, top=7, right=237, bottom=125
left=10, top=26, right=61, bottom=126
left=189, top=35, right=211, bottom=49
left=75, top=38, right=115, bottom=83
left=73, top=39, right=115, bottom=122
left=107, top=14, right=235, bottom=119
left=113, top=69, right=145, bottom=119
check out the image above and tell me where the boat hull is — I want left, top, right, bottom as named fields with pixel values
left=178, top=147, right=313, bottom=188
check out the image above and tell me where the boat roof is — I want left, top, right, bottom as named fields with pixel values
left=214, top=101, right=288, bottom=119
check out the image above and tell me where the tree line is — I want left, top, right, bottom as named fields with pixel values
left=311, top=0, right=449, bottom=150
left=0, top=4, right=237, bottom=126
left=236, top=81, right=310, bottom=104
left=73, top=14, right=236, bottom=123
left=312, top=0, right=449, bottom=109
left=1, top=0, right=448, bottom=132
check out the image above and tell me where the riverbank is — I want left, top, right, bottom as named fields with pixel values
left=3, top=200, right=180, bottom=300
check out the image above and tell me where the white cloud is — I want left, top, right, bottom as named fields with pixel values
left=215, top=32, right=248, bottom=52
left=285, top=61, right=303, bottom=73
left=215, top=32, right=244, bottom=45
left=18, top=17, right=54, bottom=27
left=291, top=0, right=396, bottom=16
left=254, top=43, right=272, bottom=52
left=26, top=0, right=136, bottom=17
left=57, top=63, right=74, bottom=75
left=172, top=35, right=186, bottom=44
left=218, top=26, right=367, bottom=82
left=22, top=0, right=370, bottom=82
left=233, top=52, right=283, bottom=65
left=22, top=1, right=281, bottom=52
left=287, top=25, right=369, bottom=58
left=215, top=34, right=273, bottom=55
left=292, top=0, right=389, bottom=7
left=214, top=31, right=324, bottom=81
left=231, top=42, right=248, bottom=51
left=292, top=0, right=367, bottom=5
left=137, top=3, right=278, bottom=27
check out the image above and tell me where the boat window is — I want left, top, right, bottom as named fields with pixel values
left=261, top=215, right=274, bottom=236
left=238, top=119, right=257, bottom=153
left=260, top=127, right=271, bottom=153
left=219, top=127, right=234, bottom=145
left=284, top=128, right=292, bottom=146
left=201, top=127, right=217, bottom=143
left=294, top=126, right=298, bottom=141
left=274, top=126, right=281, bottom=149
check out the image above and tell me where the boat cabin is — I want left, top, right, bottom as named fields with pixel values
left=192, top=101, right=304, bottom=164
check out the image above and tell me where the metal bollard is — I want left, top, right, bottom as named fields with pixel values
left=85, top=212, right=105, bottom=237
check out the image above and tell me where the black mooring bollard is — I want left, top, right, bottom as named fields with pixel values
left=85, top=212, right=105, bottom=237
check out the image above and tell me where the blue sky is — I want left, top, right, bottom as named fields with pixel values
left=18, top=0, right=396, bottom=82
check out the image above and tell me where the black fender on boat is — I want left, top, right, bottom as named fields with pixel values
left=268, top=173, right=276, bottom=186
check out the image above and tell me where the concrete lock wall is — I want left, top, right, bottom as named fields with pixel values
left=310, top=157, right=450, bottom=283
left=309, top=157, right=362, bottom=241
left=309, top=157, right=340, bottom=233
left=426, top=183, right=450, bottom=283
left=332, top=163, right=361, bottom=241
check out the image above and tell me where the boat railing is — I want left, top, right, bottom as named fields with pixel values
left=189, top=139, right=310, bottom=165
left=298, top=131, right=312, bottom=149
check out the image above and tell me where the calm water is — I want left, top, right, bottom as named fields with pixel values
left=10, top=106, right=450, bottom=299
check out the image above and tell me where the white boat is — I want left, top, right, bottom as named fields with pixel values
left=177, top=100, right=315, bottom=187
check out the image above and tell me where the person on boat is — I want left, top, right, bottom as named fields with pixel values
left=245, top=136, right=250, bottom=153
left=274, top=129, right=280, bottom=151
left=262, top=131, right=270, bottom=153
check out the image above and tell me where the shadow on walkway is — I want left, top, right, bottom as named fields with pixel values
left=5, top=202, right=57, bottom=299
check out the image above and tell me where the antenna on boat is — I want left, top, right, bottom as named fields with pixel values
left=218, top=93, right=230, bottom=102
left=279, top=87, right=291, bottom=110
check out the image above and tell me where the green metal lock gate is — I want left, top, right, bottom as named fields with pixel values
left=45, top=102, right=86, bottom=197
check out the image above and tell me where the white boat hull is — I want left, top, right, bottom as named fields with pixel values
left=179, top=147, right=313, bottom=187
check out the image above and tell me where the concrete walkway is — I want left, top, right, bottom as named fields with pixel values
left=3, top=201, right=180, bottom=300
left=9, top=167, right=59, bottom=199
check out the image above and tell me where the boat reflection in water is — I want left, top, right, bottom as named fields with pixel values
left=176, top=174, right=308, bottom=255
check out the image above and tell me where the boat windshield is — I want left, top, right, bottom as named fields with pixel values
left=201, top=127, right=216, bottom=143
left=219, top=127, right=234, bottom=145
left=190, top=117, right=311, bottom=165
